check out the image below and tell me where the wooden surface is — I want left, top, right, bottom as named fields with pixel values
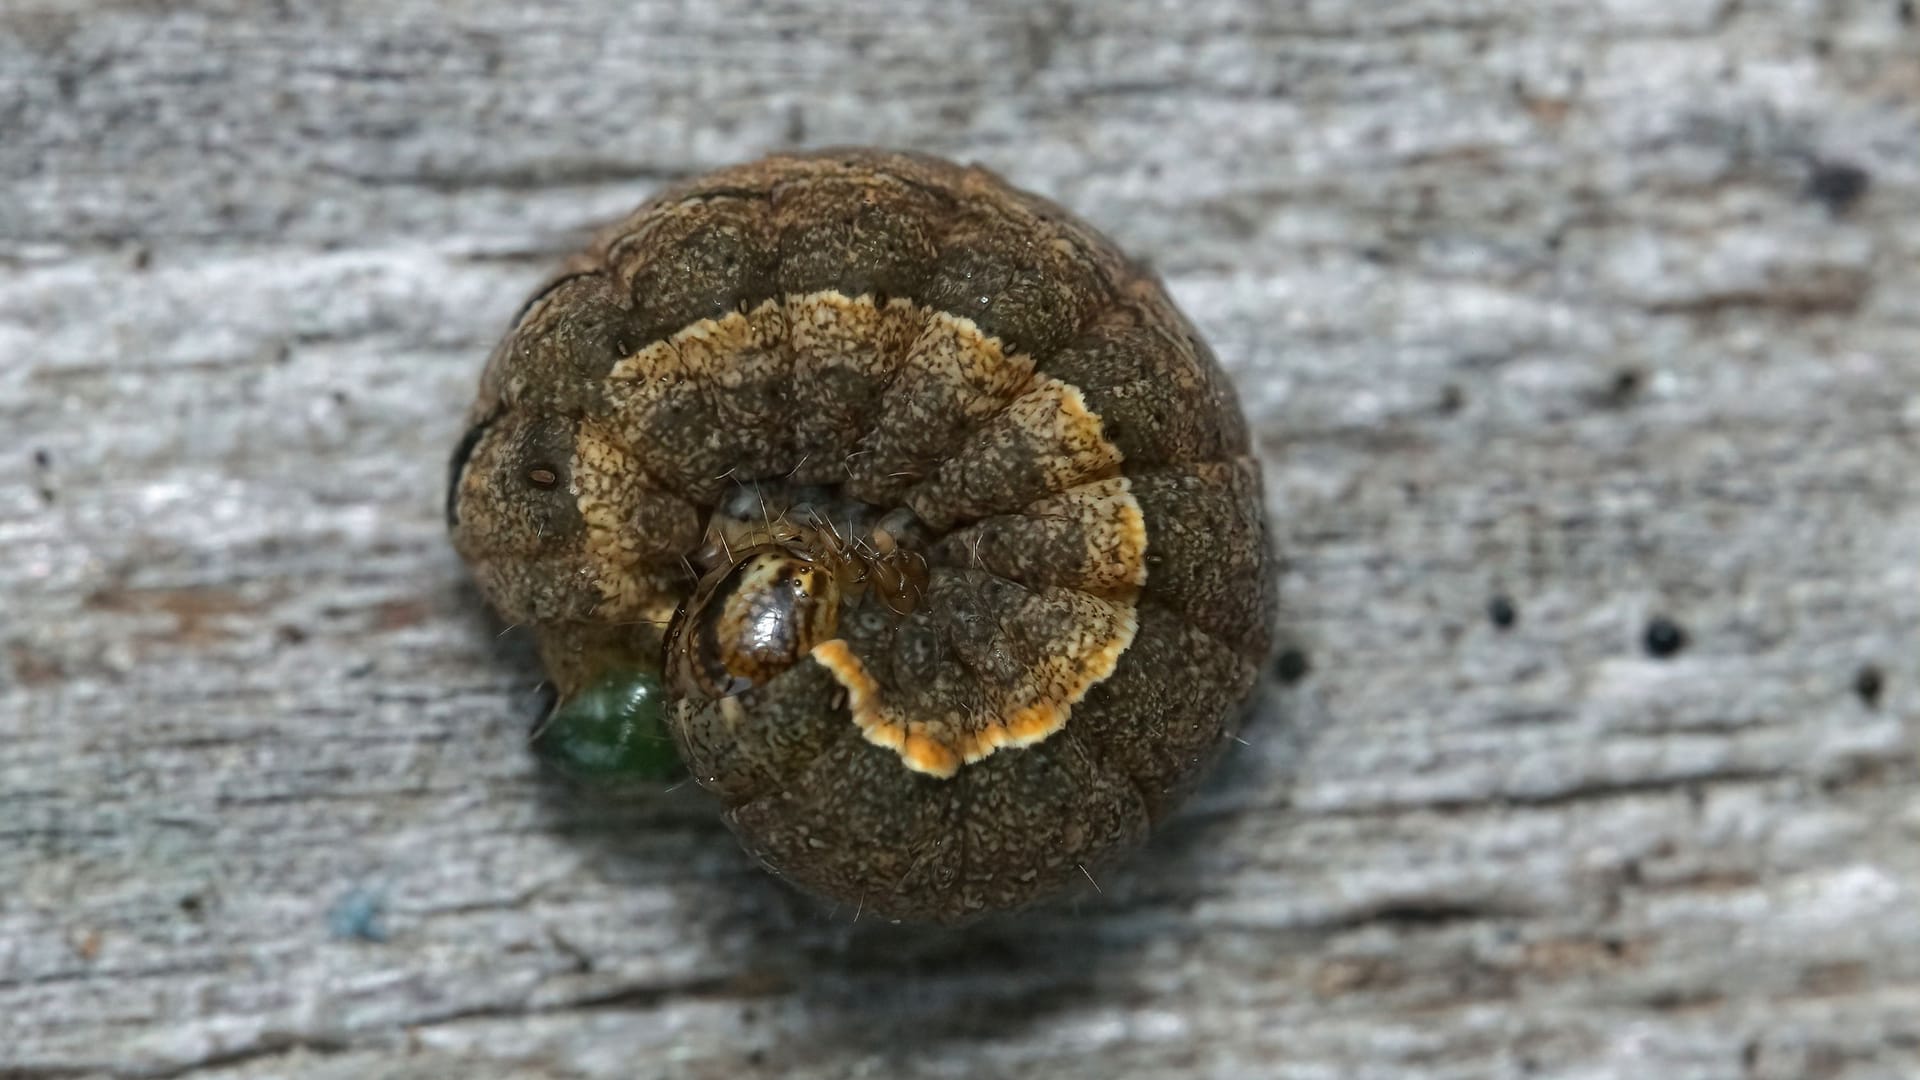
left=4, top=2, right=1919, bottom=1077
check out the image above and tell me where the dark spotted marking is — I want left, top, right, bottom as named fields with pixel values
left=1644, top=616, right=1687, bottom=659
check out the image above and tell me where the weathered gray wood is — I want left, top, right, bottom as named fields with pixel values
left=3, top=1, right=1918, bottom=1077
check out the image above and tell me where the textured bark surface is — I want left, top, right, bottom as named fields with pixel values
left=3, top=2, right=1918, bottom=1077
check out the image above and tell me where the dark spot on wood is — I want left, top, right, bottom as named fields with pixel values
left=275, top=624, right=309, bottom=646
left=1272, top=647, right=1311, bottom=685
left=1598, top=367, right=1643, bottom=408
left=1643, top=986, right=1724, bottom=1010
left=1487, top=594, right=1517, bottom=629
left=178, top=894, right=204, bottom=916
left=1438, top=383, right=1465, bottom=414
left=1359, top=900, right=1493, bottom=928
left=547, top=927, right=593, bottom=972
left=1643, top=616, right=1686, bottom=658
left=1902, top=0, right=1916, bottom=25
left=1805, top=160, right=1870, bottom=214
left=1853, top=663, right=1884, bottom=707
left=32, top=447, right=52, bottom=469
left=130, top=246, right=152, bottom=271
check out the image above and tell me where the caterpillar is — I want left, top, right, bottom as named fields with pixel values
left=449, top=149, right=1272, bottom=923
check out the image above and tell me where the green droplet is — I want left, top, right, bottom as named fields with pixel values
left=532, top=668, right=683, bottom=785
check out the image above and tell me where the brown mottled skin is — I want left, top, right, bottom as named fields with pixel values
left=449, top=149, right=1272, bottom=924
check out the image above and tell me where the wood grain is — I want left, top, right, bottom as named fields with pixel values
left=3, top=2, right=1918, bottom=1077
